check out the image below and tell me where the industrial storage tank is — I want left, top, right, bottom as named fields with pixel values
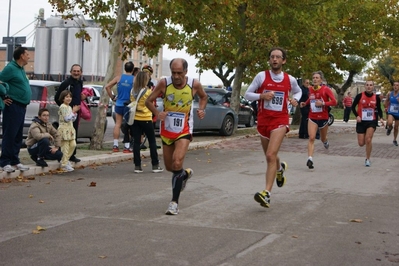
left=49, top=27, right=67, bottom=81
left=66, top=27, right=83, bottom=70
left=34, top=27, right=51, bottom=80
left=45, top=16, right=64, bottom=28
left=97, top=34, right=110, bottom=78
left=82, top=27, right=100, bottom=80
left=63, top=15, right=86, bottom=28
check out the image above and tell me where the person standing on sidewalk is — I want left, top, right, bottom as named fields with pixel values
left=106, top=61, right=135, bottom=153
left=343, top=91, right=353, bottom=123
left=0, top=47, right=31, bottom=173
left=351, top=80, right=384, bottom=166
left=244, top=47, right=302, bottom=208
left=57, top=90, right=80, bottom=172
left=26, top=108, right=63, bottom=167
left=55, top=64, right=84, bottom=163
left=298, top=79, right=310, bottom=138
left=384, top=81, right=399, bottom=146
left=131, top=71, right=163, bottom=174
left=145, top=58, right=208, bottom=215
left=300, top=71, right=337, bottom=170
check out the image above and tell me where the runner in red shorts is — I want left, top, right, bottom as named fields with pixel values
left=245, top=47, right=302, bottom=208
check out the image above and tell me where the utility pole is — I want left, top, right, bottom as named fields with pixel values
left=5, top=0, right=12, bottom=64
left=2, top=0, right=26, bottom=63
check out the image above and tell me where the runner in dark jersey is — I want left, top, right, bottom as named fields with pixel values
left=352, top=80, right=384, bottom=166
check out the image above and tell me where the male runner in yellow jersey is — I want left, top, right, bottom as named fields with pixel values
left=145, top=58, right=208, bottom=215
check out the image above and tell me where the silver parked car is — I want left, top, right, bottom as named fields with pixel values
left=205, top=88, right=256, bottom=127
left=0, top=80, right=107, bottom=140
left=154, top=92, right=238, bottom=136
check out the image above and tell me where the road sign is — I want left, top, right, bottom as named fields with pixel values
left=15, top=36, right=26, bottom=44
left=2, top=37, right=13, bottom=45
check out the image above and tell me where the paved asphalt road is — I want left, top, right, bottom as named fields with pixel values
left=0, top=120, right=398, bottom=265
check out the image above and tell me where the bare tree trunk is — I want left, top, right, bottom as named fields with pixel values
left=231, top=64, right=246, bottom=133
left=89, top=0, right=128, bottom=150
left=291, top=107, right=300, bottom=125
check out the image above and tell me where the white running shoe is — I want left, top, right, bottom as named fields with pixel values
left=14, top=163, right=30, bottom=171
left=165, top=202, right=179, bottom=215
left=3, top=165, right=15, bottom=173
left=61, top=164, right=74, bottom=172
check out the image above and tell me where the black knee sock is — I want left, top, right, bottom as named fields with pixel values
left=172, top=169, right=184, bottom=203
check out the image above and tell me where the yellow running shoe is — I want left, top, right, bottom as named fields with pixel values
left=254, top=190, right=271, bottom=208
left=276, top=162, right=287, bottom=187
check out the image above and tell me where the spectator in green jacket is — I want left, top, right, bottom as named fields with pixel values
left=0, top=81, right=8, bottom=111
left=0, top=47, right=32, bottom=173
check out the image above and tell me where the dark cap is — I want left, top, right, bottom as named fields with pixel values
left=142, top=64, right=153, bottom=74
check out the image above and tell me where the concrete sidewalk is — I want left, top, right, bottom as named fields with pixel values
left=0, top=133, right=258, bottom=180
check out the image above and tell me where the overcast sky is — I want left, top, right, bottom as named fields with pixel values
left=0, top=0, right=222, bottom=85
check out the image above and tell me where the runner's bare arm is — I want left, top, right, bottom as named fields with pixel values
left=146, top=78, right=166, bottom=117
left=105, top=76, right=120, bottom=100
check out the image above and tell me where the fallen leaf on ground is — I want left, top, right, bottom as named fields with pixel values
left=29, top=195, right=33, bottom=198
left=32, top=230, right=40, bottom=234
left=349, top=219, right=363, bottom=223
left=39, top=200, right=44, bottom=203
left=98, top=255, right=107, bottom=259
left=89, top=182, right=96, bottom=187
left=36, top=226, right=46, bottom=231
left=292, top=235, right=299, bottom=238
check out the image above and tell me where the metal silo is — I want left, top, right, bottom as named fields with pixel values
left=34, top=27, right=51, bottom=80
left=82, top=27, right=100, bottom=79
left=49, top=27, right=67, bottom=81
left=46, top=16, right=64, bottom=28
left=98, top=34, right=110, bottom=78
left=66, top=27, right=83, bottom=72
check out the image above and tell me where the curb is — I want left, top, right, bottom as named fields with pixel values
left=0, top=134, right=262, bottom=179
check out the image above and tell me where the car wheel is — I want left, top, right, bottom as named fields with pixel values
left=245, top=114, right=255, bottom=127
left=328, top=113, right=334, bottom=126
left=219, top=115, right=234, bottom=136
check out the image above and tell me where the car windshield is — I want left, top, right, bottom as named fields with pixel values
left=193, top=92, right=222, bottom=104
left=205, top=91, right=226, bottom=104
